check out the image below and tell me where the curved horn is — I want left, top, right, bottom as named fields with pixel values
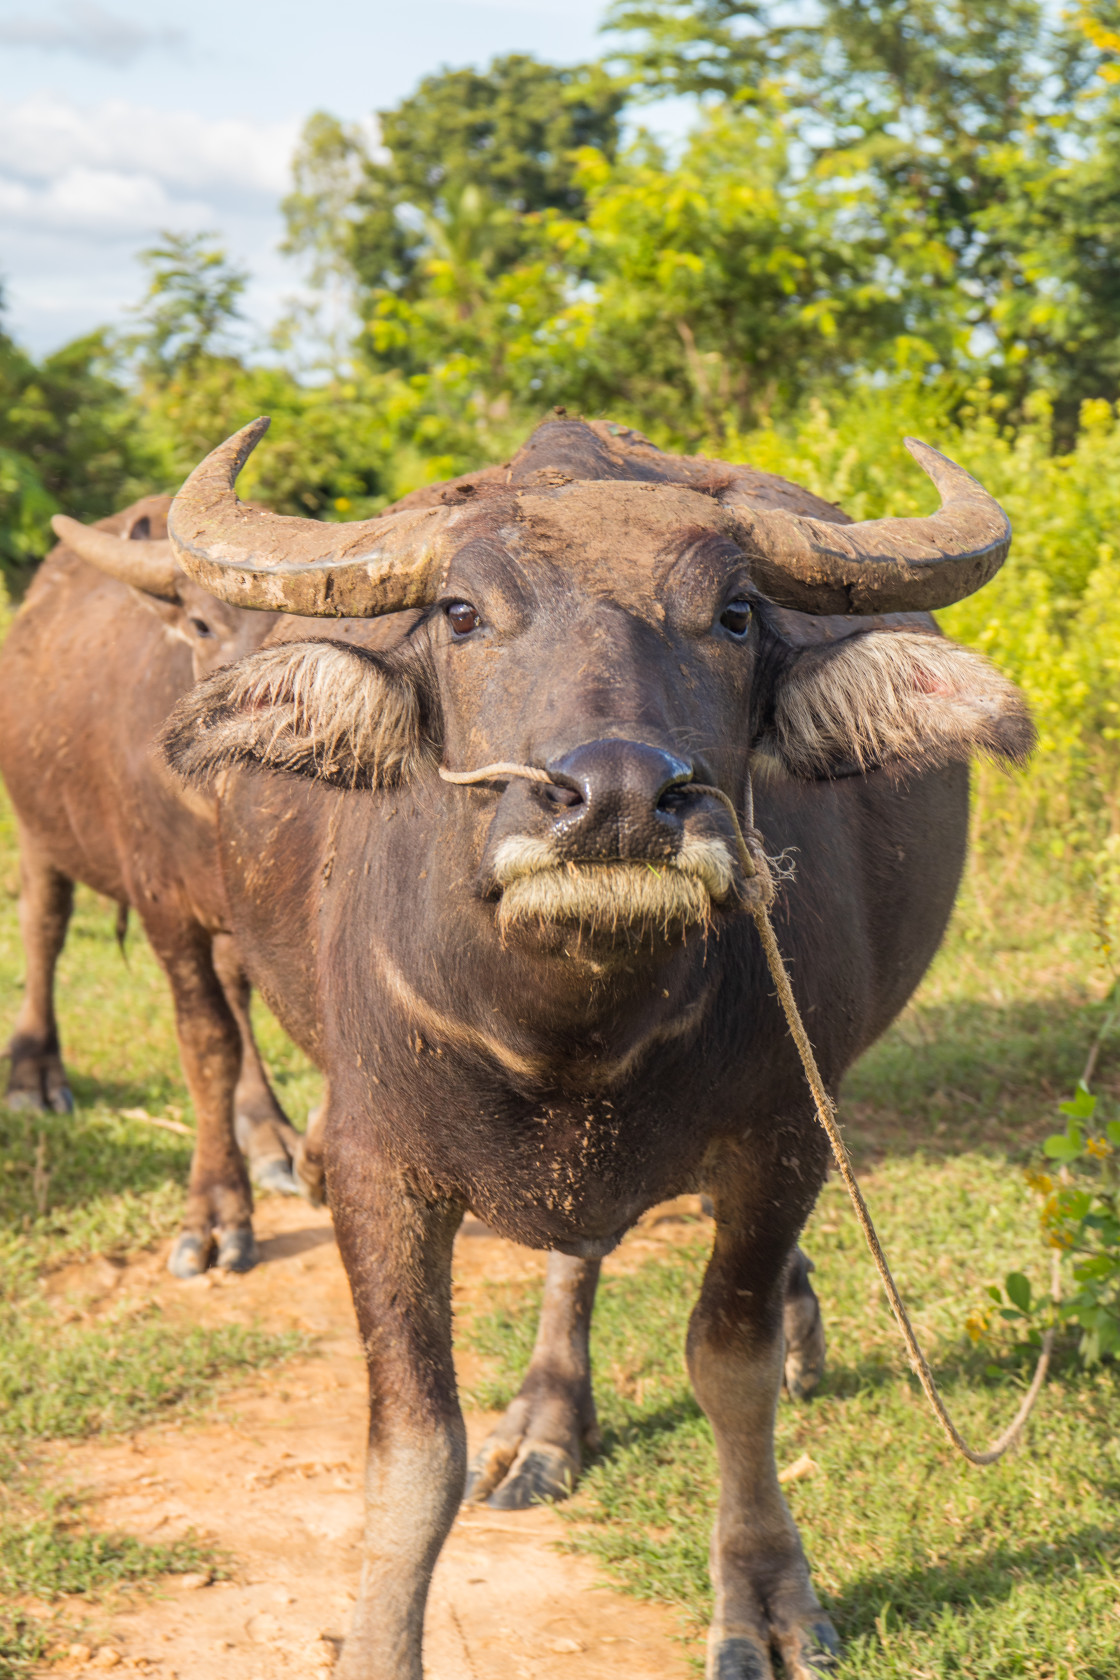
left=51, top=514, right=179, bottom=602
left=167, top=418, right=455, bottom=617
left=730, top=440, right=1011, bottom=615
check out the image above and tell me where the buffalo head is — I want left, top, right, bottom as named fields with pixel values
left=52, top=497, right=275, bottom=681
left=161, top=416, right=1032, bottom=947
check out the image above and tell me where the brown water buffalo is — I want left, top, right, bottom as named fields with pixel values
left=161, top=415, right=1032, bottom=1679
left=0, top=496, right=306, bottom=1276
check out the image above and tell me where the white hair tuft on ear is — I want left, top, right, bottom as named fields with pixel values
left=160, top=640, right=434, bottom=790
left=767, top=630, right=1034, bottom=779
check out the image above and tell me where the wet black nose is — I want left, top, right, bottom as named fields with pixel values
left=545, top=740, right=694, bottom=860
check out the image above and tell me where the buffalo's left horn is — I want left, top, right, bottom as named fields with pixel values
left=729, top=440, right=1011, bottom=615
left=51, top=515, right=179, bottom=602
left=167, top=418, right=456, bottom=617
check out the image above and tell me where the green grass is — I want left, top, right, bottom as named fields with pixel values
left=463, top=863, right=1120, bottom=1678
left=0, top=779, right=318, bottom=1675
left=0, top=1438, right=221, bottom=1680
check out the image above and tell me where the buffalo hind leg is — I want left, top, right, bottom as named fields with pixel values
left=465, top=1231, right=824, bottom=1515
left=783, top=1248, right=825, bottom=1400
left=6, top=832, right=74, bottom=1113
left=328, top=1103, right=465, bottom=1680
left=695, top=1147, right=838, bottom=1680
left=465, top=1251, right=600, bottom=1508
left=211, top=933, right=302, bottom=1196
left=151, top=924, right=256, bottom=1277
left=705, top=1194, right=826, bottom=1402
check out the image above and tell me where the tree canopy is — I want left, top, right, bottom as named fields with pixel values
left=10, top=6, right=1120, bottom=576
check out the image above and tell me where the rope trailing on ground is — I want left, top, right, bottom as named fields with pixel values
left=441, top=758, right=1057, bottom=1465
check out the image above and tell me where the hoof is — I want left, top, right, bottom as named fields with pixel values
left=251, top=1156, right=300, bottom=1196
left=292, top=1139, right=326, bottom=1207
left=776, top=1620, right=840, bottom=1679
left=484, top=1443, right=577, bottom=1509
left=709, top=1637, right=772, bottom=1680
left=4, top=1090, right=39, bottom=1113
left=47, top=1085, right=74, bottom=1114
left=216, top=1226, right=258, bottom=1273
left=168, top=1232, right=213, bottom=1279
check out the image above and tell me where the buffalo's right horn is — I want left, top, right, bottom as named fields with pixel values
left=167, top=418, right=458, bottom=617
left=52, top=514, right=179, bottom=602
left=729, top=440, right=1011, bottom=615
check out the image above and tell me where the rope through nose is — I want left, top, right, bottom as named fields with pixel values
left=439, top=763, right=556, bottom=786
left=440, top=756, right=1057, bottom=1463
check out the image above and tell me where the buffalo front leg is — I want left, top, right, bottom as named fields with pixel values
left=465, top=1250, right=601, bottom=1508
left=5, top=829, right=74, bottom=1113
left=210, top=932, right=302, bottom=1195
left=328, top=1112, right=465, bottom=1680
left=150, top=924, right=256, bottom=1277
left=694, top=1149, right=838, bottom=1680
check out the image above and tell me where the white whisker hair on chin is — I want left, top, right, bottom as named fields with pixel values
left=492, top=832, right=736, bottom=936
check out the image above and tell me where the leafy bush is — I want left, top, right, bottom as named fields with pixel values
left=979, top=1074, right=1120, bottom=1365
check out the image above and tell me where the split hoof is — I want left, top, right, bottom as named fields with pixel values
left=708, top=1637, right=772, bottom=1680
left=483, top=1442, right=578, bottom=1510
left=216, top=1226, right=259, bottom=1273
left=168, top=1231, right=214, bottom=1279
left=251, top=1156, right=300, bottom=1196
left=776, top=1620, right=841, bottom=1679
left=47, top=1084, right=74, bottom=1114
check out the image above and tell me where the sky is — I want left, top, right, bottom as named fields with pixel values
left=0, top=0, right=612, bottom=355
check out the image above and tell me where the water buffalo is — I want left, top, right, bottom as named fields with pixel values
left=0, top=496, right=306, bottom=1275
left=161, top=414, right=1031, bottom=1679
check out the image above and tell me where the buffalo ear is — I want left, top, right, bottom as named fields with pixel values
left=159, top=639, right=437, bottom=790
left=760, top=629, right=1035, bottom=780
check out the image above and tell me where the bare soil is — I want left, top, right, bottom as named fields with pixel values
left=33, top=1196, right=710, bottom=1678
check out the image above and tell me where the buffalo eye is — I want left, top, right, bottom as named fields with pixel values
left=447, top=601, right=481, bottom=636
left=719, top=600, right=752, bottom=637
left=188, top=616, right=213, bottom=639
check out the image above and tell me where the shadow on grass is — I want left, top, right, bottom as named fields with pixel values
left=842, top=989, right=1116, bottom=1160
left=65, top=1072, right=186, bottom=1113
left=0, top=1100, right=190, bottom=1231
left=829, top=1523, right=1120, bottom=1637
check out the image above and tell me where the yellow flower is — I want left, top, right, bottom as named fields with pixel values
left=1086, top=1136, right=1113, bottom=1158
left=335, top=497, right=352, bottom=512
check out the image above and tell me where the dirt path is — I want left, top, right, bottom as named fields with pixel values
left=35, top=1197, right=709, bottom=1678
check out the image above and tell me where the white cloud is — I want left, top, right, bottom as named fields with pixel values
left=0, top=2, right=183, bottom=68
left=0, top=168, right=213, bottom=235
left=0, top=96, right=298, bottom=207
left=0, top=94, right=300, bottom=351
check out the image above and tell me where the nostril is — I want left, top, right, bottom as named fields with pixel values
left=657, top=785, right=695, bottom=815
left=543, top=782, right=582, bottom=808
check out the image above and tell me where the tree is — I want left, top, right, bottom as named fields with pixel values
left=0, top=298, right=156, bottom=578
left=602, top=0, right=1120, bottom=429
left=284, top=54, right=624, bottom=308
left=126, top=231, right=249, bottom=379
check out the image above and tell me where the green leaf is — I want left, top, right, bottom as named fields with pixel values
left=1005, top=1272, right=1032, bottom=1313
left=985, top=1285, right=1003, bottom=1304
left=1107, top=1121, right=1120, bottom=1149
left=1059, top=1083, right=1097, bottom=1121
left=1043, top=1133, right=1084, bottom=1163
